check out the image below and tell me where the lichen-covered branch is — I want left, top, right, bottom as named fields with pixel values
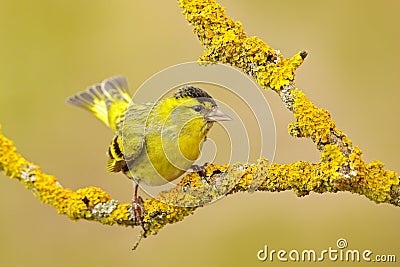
left=1, top=0, right=399, bottom=245
left=179, top=0, right=399, bottom=202
left=1, top=127, right=398, bottom=238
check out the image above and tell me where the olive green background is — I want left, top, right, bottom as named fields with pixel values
left=0, top=0, right=399, bottom=266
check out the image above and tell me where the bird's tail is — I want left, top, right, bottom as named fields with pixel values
left=66, top=76, right=131, bottom=131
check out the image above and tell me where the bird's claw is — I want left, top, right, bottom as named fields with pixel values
left=191, top=162, right=209, bottom=177
left=131, top=195, right=145, bottom=230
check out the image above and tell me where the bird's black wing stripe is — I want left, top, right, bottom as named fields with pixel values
left=112, top=136, right=124, bottom=158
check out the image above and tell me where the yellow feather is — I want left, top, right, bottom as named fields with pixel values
left=66, top=76, right=131, bottom=132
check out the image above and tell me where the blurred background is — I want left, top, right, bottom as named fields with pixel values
left=0, top=0, right=399, bottom=266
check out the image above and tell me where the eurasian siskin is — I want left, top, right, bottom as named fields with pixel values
left=67, top=76, right=231, bottom=225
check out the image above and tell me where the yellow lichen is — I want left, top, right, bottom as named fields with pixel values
left=179, top=0, right=304, bottom=91
left=102, top=203, right=132, bottom=225
left=288, top=88, right=335, bottom=145
left=255, top=52, right=305, bottom=90
left=143, top=198, right=195, bottom=235
left=0, top=134, right=29, bottom=178
left=345, top=147, right=398, bottom=203
left=363, top=161, right=398, bottom=202
left=320, top=145, right=347, bottom=173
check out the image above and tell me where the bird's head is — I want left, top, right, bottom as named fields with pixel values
left=152, top=86, right=231, bottom=141
left=165, top=86, right=231, bottom=135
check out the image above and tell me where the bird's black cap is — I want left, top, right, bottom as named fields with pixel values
left=174, top=85, right=216, bottom=106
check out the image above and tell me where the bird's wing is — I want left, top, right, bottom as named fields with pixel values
left=107, top=102, right=154, bottom=173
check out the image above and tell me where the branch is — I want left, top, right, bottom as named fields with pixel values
left=1, top=0, right=399, bottom=248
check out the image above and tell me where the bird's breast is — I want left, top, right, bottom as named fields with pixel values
left=130, top=127, right=206, bottom=186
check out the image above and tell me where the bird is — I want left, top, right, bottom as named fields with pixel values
left=66, top=76, right=231, bottom=227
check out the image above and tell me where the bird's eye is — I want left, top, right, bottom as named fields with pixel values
left=193, top=105, right=203, bottom=112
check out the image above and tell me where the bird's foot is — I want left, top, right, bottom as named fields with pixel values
left=191, top=162, right=209, bottom=177
left=131, top=195, right=145, bottom=230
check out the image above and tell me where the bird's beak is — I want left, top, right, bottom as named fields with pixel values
left=205, top=108, right=232, bottom=122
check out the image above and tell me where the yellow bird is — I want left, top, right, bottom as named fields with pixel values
left=66, top=76, right=231, bottom=225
